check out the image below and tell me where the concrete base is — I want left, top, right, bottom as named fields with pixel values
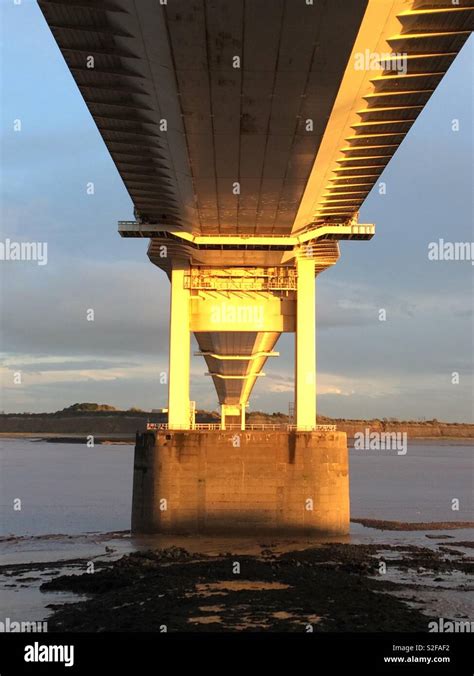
left=132, top=431, right=349, bottom=535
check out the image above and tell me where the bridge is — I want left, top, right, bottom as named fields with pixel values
left=39, top=0, right=472, bottom=534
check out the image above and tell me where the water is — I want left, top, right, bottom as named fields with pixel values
left=350, top=439, right=473, bottom=523
left=0, top=438, right=472, bottom=537
left=0, top=441, right=134, bottom=536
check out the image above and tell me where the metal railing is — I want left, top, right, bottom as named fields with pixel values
left=184, top=272, right=297, bottom=291
left=146, top=423, right=221, bottom=431
left=287, top=424, right=337, bottom=432
left=146, top=423, right=336, bottom=432
left=226, top=423, right=282, bottom=431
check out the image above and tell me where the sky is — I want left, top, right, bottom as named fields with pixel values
left=0, top=1, right=473, bottom=421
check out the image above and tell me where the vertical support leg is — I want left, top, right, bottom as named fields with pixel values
left=220, top=405, right=226, bottom=430
left=168, top=261, right=190, bottom=429
left=295, top=256, right=316, bottom=430
left=240, top=404, right=245, bottom=431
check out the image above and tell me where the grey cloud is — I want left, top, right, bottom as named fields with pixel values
left=9, top=359, right=139, bottom=373
left=0, top=259, right=169, bottom=358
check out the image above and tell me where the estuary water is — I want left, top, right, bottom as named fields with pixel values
left=0, top=438, right=472, bottom=537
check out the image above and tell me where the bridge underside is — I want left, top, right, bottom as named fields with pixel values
left=195, top=330, right=281, bottom=406
left=39, top=0, right=473, bottom=428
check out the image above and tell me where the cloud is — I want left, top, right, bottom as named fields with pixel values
left=6, top=359, right=138, bottom=373
left=0, top=258, right=169, bottom=358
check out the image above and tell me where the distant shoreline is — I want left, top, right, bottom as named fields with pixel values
left=0, top=433, right=134, bottom=444
left=1, top=409, right=473, bottom=434
left=1, top=410, right=473, bottom=442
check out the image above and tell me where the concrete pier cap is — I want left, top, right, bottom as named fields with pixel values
left=132, top=430, right=349, bottom=536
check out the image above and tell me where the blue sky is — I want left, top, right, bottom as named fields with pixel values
left=0, top=1, right=473, bottom=421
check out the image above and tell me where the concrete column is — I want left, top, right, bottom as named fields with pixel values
left=132, top=430, right=349, bottom=535
left=295, top=256, right=316, bottom=430
left=168, top=261, right=190, bottom=429
left=240, top=404, right=245, bottom=431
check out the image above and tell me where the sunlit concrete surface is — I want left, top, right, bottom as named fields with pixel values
left=132, top=430, right=350, bottom=535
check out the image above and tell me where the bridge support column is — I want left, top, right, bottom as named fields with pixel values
left=240, top=403, right=245, bottom=431
left=220, top=404, right=243, bottom=430
left=132, top=430, right=349, bottom=535
left=295, top=256, right=316, bottom=430
left=168, top=261, right=190, bottom=429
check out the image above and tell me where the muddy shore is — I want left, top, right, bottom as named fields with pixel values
left=39, top=543, right=472, bottom=632
left=352, top=519, right=474, bottom=531
left=1, top=527, right=470, bottom=633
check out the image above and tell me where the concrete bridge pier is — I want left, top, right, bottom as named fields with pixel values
left=131, top=430, right=349, bottom=535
